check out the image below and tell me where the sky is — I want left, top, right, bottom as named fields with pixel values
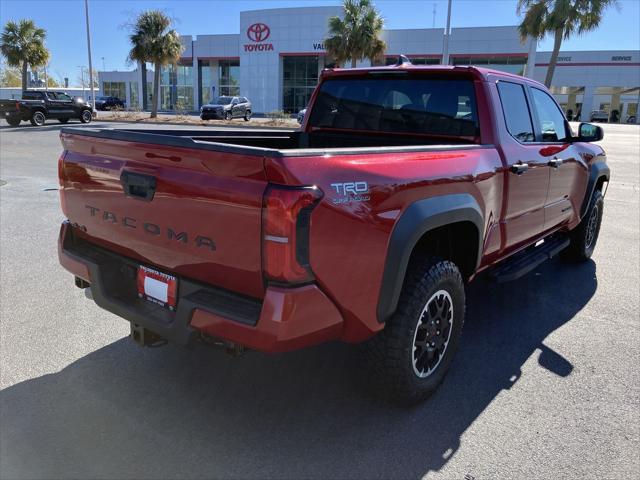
left=0, top=0, right=638, bottom=85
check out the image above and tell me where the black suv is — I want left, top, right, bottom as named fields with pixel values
left=95, top=96, right=125, bottom=110
left=200, top=96, right=252, bottom=121
left=0, top=90, right=93, bottom=127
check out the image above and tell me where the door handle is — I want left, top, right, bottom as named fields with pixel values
left=548, top=157, right=564, bottom=168
left=510, top=163, right=529, bottom=175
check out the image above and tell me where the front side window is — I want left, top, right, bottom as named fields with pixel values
left=531, top=88, right=568, bottom=142
left=307, top=76, right=479, bottom=138
left=497, top=81, right=535, bottom=142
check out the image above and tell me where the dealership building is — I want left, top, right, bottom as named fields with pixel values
left=97, top=6, right=640, bottom=122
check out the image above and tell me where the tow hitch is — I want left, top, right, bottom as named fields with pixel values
left=130, top=322, right=167, bottom=348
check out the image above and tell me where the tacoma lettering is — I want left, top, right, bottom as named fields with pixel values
left=83, top=205, right=215, bottom=251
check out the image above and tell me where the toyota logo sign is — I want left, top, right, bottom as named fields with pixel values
left=247, top=23, right=270, bottom=42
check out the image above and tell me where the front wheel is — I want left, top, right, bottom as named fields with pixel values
left=30, top=111, right=46, bottom=126
left=80, top=110, right=92, bottom=123
left=244, top=110, right=252, bottom=121
left=224, top=111, right=232, bottom=121
left=361, top=257, right=465, bottom=405
left=564, top=189, right=604, bottom=261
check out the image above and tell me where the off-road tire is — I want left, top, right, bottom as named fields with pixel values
left=244, top=110, right=252, bottom=121
left=361, top=257, right=465, bottom=405
left=563, top=189, right=604, bottom=261
left=30, top=111, right=46, bottom=126
left=6, top=118, right=21, bottom=127
left=80, top=110, right=92, bottom=123
left=58, top=118, right=69, bottom=124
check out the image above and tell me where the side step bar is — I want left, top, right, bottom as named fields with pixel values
left=491, top=236, right=570, bottom=283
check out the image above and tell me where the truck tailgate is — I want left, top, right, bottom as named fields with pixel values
left=59, top=131, right=267, bottom=299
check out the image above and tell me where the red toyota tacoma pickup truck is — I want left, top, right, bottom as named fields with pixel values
left=58, top=62, right=609, bottom=403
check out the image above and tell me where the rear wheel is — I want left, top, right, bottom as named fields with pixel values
left=6, top=118, right=21, bottom=127
left=80, top=110, right=92, bottom=123
left=244, top=110, right=252, bottom=121
left=564, top=189, right=604, bottom=261
left=361, top=257, right=465, bottom=405
left=30, top=111, right=46, bottom=126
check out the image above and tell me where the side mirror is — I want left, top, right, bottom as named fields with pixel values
left=577, top=122, right=603, bottom=142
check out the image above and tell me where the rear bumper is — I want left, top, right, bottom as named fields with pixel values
left=58, top=221, right=343, bottom=352
left=200, top=110, right=225, bottom=119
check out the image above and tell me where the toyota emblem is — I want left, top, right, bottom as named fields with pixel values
left=247, top=23, right=270, bottom=42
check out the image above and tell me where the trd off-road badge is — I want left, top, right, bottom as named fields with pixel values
left=330, top=181, right=370, bottom=204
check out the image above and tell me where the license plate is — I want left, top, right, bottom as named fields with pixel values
left=137, top=266, right=178, bottom=310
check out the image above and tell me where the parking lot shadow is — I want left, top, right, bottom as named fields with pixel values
left=0, top=258, right=597, bottom=479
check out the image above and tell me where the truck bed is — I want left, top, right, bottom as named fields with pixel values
left=62, top=127, right=481, bottom=155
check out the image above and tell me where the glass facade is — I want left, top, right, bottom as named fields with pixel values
left=129, top=82, right=139, bottom=108
left=102, top=81, right=126, bottom=100
left=159, top=64, right=194, bottom=111
left=282, top=56, right=319, bottom=113
left=198, top=60, right=214, bottom=105
left=219, top=60, right=240, bottom=96
left=452, top=56, right=527, bottom=75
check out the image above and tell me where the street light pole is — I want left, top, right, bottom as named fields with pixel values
left=442, top=0, right=452, bottom=66
left=84, top=0, right=95, bottom=108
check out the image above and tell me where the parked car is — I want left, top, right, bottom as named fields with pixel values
left=95, top=96, right=125, bottom=111
left=200, top=96, right=251, bottom=121
left=626, top=114, right=637, bottom=124
left=590, top=110, right=609, bottom=122
left=297, top=107, right=307, bottom=124
left=1, top=90, right=93, bottom=127
left=58, top=63, right=608, bottom=404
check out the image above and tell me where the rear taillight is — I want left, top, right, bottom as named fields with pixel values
left=262, top=185, right=323, bottom=284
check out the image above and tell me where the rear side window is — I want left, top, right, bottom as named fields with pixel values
left=307, top=77, right=479, bottom=138
left=531, top=88, right=568, bottom=142
left=497, top=81, right=534, bottom=142
left=22, top=92, right=39, bottom=100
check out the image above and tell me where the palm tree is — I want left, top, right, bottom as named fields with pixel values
left=325, top=0, right=386, bottom=68
left=127, top=10, right=183, bottom=118
left=0, top=19, right=50, bottom=92
left=517, top=0, right=618, bottom=87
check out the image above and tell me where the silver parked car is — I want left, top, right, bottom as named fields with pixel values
left=201, top=96, right=252, bottom=121
left=296, top=107, right=307, bottom=124
left=589, top=110, right=609, bottom=122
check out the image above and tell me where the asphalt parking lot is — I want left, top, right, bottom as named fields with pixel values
left=0, top=120, right=638, bottom=479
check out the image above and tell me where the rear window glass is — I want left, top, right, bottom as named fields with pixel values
left=307, top=77, right=479, bottom=137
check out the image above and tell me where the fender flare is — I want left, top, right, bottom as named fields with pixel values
left=377, top=193, right=484, bottom=323
left=580, top=161, right=610, bottom=219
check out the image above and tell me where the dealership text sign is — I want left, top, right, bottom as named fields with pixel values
left=244, top=23, right=274, bottom=52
